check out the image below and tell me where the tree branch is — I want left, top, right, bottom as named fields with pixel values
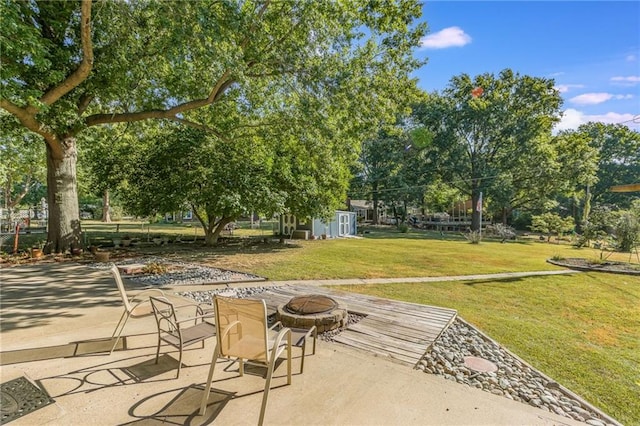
left=39, top=0, right=94, bottom=106
left=84, top=71, right=234, bottom=127
left=77, top=93, right=94, bottom=115
left=167, top=117, right=229, bottom=142
left=0, top=99, right=61, bottom=152
left=8, top=176, right=32, bottom=209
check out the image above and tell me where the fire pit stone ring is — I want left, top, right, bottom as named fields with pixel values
left=276, top=294, right=348, bottom=333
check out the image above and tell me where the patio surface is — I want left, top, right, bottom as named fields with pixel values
left=0, top=263, right=585, bottom=425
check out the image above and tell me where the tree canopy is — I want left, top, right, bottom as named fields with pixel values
left=414, top=69, right=564, bottom=230
left=578, top=122, right=640, bottom=207
left=1, top=0, right=426, bottom=251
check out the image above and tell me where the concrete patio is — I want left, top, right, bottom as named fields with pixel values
left=0, top=262, right=585, bottom=425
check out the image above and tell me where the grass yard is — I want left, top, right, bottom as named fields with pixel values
left=208, top=233, right=635, bottom=280
left=333, top=273, right=640, bottom=425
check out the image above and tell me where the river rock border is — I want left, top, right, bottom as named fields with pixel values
left=418, top=317, right=619, bottom=426
left=85, top=256, right=265, bottom=286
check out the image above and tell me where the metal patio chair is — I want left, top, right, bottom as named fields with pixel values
left=109, top=263, right=165, bottom=354
left=149, top=296, right=216, bottom=378
left=199, top=295, right=292, bottom=426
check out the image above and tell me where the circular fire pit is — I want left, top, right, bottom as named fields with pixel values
left=276, top=295, right=348, bottom=333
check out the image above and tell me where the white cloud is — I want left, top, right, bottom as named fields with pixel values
left=569, top=92, right=634, bottom=105
left=555, top=109, right=586, bottom=132
left=555, top=84, right=584, bottom=93
left=554, top=109, right=640, bottom=133
left=626, top=54, right=637, bottom=62
left=569, top=93, right=613, bottom=105
left=610, top=75, right=640, bottom=84
left=419, top=27, right=471, bottom=49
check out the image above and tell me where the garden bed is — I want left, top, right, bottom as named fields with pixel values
left=548, top=257, right=640, bottom=275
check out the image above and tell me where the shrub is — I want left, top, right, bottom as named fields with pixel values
left=464, top=230, right=482, bottom=244
left=398, top=223, right=409, bottom=233
left=530, top=213, right=575, bottom=243
left=615, top=212, right=640, bottom=252
left=143, top=262, right=168, bottom=275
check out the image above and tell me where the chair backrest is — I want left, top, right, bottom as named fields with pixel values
left=110, top=264, right=133, bottom=313
left=214, top=295, right=269, bottom=363
left=150, top=296, right=179, bottom=336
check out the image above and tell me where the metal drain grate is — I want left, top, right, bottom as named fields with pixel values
left=1, top=376, right=55, bottom=424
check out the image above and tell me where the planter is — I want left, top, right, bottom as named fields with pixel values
left=71, top=248, right=83, bottom=256
left=321, top=234, right=327, bottom=240
left=31, top=248, right=43, bottom=259
left=94, top=251, right=110, bottom=262
left=152, top=238, right=163, bottom=246
left=112, top=239, right=121, bottom=248
left=122, top=239, right=132, bottom=247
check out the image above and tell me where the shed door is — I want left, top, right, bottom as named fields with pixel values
left=338, top=213, right=350, bottom=236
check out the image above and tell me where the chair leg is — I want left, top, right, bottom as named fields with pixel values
left=259, top=358, right=277, bottom=426
left=176, top=346, right=183, bottom=378
left=287, top=338, right=292, bottom=385
left=109, top=311, right=130, bottom=355
left=311, top=327, right=317, bottom=355
left=199, top=346, right=221, bottom=416
left=155, top=337, right=162, bottom=365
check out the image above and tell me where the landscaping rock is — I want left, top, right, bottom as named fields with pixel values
left=419, top=318, right=611, bottom=424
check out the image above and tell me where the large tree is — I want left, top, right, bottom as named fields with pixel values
left=489, top=130, right=598, bottom=224
left=1, top=0, right=424, bottom=253
left=578, top=122, right=640, bottom=208
left=415, top=69, right=563, bottom=230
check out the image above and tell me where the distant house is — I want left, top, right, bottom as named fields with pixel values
left=164, top=209, right=195, bottom=222
left=278, top=211, right=357, bottom=239
left=348, top=199, right=388, bottom=224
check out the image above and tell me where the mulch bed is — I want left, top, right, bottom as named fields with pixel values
left=548, top=257, right=640, bottom=275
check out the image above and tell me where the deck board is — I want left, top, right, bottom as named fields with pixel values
left=248, top=285, right=457, bottom=367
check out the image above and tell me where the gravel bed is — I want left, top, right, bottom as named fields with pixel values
left=86, top=256, right=263, bottom=286
left=418, top=318, right=615, bottom=425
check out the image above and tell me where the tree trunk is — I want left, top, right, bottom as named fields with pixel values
left=204, top=217, right=231, bottom=246
left=471, top=192, right=481, bottom=231
left=582, top=185, right=591, bottom=224
left=45, top=139, right=82, bottom=253
left=102, top=189, right=111, bottom=223
left=372, top=184, right=379, bottom=225
left=102, top=189, right=111, bottom=222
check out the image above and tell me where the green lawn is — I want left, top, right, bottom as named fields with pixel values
left=334, top=273, right=640, bottom=425
left=205, top=229, right=635, bottom=281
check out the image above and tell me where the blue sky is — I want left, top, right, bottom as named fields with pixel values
left=412, top=1, right=640, bottom=132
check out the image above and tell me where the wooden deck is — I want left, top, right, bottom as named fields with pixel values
left=249, top=286, right=457, bottom=367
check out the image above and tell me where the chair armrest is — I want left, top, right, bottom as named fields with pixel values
left=269, top=321, right=283, bottom=331
left=174, top=303, right=215, bottom=322
left=175, top=314, right=216, bottom=325
left=218, top=320, right=242, bottom=342
left=129, top=288, right=165, bottom=304
left=269, top=327, right=291, bottom=360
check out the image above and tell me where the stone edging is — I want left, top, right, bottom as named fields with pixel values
left=454, top=317, right=622, bottom=426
